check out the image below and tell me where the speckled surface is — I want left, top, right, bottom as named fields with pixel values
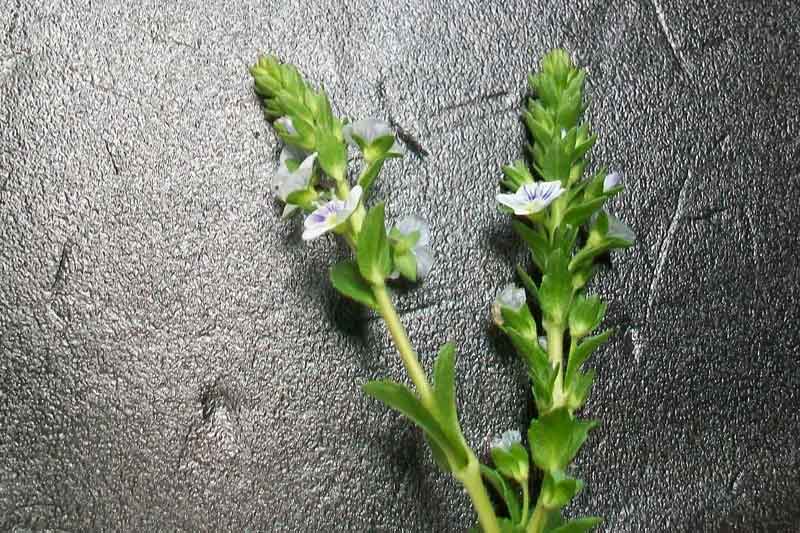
left=1, top=1, right=799, bottom=531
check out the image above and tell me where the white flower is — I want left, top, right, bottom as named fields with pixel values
left=538, top=336, right=548, bottom=350
left=491, top=430, right=521, bottom=451
left=496, top=181, right=565, bottom=216
left=606, top=212, right=636, bottom=244
left=275, top=116, right=297, bottom=136
left=603, top=171, right=622, bottom=192
left=273, top=151, right=316, bottom=218
left=491, top=283, right=526, bottom=326
left=343, top=118, right=405, bottom=156
left=496, top=283, right=525, bottom=311
left=274, top=149, right=313, bottom=202
left=301, top=185, right=363, bottom=241
left=390, top=216, right=433, bottom=279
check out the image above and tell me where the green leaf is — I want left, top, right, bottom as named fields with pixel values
left=528, top=408, right=597, bottom=474
left=561, top=197, right=606, bottom=227
left=393, top=251, right=417, bottom=282
left=539, top=249, right=572, bottom=326
left=433, top=343, right=457, bottom=426
left=541, top=471, right=584, bottom=509
left=491, top=442, right=529, bottom=483
left=548, top=517, right=603, bottom=533
left=567, top=295, right=606, bottom=340
left=285, top=188, right=318, bottom=209
left=565, top=369, right=595, bottom=412
left=363, top=380, right=465, bottom=468
left=565, top=329, right=612, bottom=388
left=516, top=265, right=540, bottom=305
left=513, top=221, right=550, bottom=272
left=364, top=134, right=397, bottom=161
left=425, top=433, right=452, bottom=473
left=330, top=261, right=377, bottom=309
left=504, top=329, right=550, bottom=383
left=480, top=465, right=522, bottom=525
left=503, top=329, right=555, bottom=412
left=357, top=203, right=392, bottom=285
left=357, top=158, right=386, bottom=191
left=317, top=132, right=347, bottom=182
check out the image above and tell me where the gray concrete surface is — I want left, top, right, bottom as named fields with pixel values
left=1, top=0, right=799, bottom=531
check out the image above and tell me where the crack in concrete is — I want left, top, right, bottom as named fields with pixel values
left=633, top=171, right=693, bottom=364
left=649, top=0, right=692, bottom=82
left=104, top=139, right=120, bottom=175
left=431, top=89, right=510, bottom=117
left=645, top=170, right=692, bottom=326
left=50, top=241, right=72, bottom=291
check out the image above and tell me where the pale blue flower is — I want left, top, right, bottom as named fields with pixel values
left=343, top=118, right=405, bottom=156
left=274, top=151, right=315, bottom=218
left=275, top=116, right=297, bottom=136
left=390, top=216, right=433, bottom=279
left=538, top=336, right=548, bottom=350
left=491, top=283, right=525, bottom=326
left=497, top=283, right=526, bottom=311
left=302, top=186, right=363, bottom=241
left=496, top=181, right=565, bottom=216
left=606, top=212, right=636, bottom=244
left=491, top=429, right=521, bottom=451
left=603, top=171, right=622, bottom=192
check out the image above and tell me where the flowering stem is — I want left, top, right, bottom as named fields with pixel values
left=526, top=497, right=548, bottom=533
left=372, top=283, right=435, bottom=408
left=545, top=323, right=565, bottom=408
left=372, top=284, right=501, bottom=533
left=520, top=480, right=530, bottom=527
left=455, top=457, right=502, bottom=533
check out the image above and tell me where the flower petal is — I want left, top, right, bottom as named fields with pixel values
left=276, top=153, right=317, bottom=201
left=276, top=116, right=297, bottom=136
left=396, top=215, right=430, bottom=246
left=603, top=171, right=622, bottom=192
left=496, top=192, right=534, bottom=215
left=343, top=185, right=363, bottom=214
left=279, top=144, right=306, bottom=166
left=497, top=283, right=526, bottom=311
left=606, top=213, right=636, bottom=244
left=355, top=118, right=392, bottom=144
left=413, top=245, right=434, bottom=278
left=491, top=429, right=522, bottom=451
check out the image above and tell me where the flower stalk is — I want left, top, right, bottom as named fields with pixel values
left=251, top=48, right=634, bottom=533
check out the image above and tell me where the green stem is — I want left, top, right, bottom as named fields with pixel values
left=456, top=457, right=502, bottom=533
left=526, top=497, right=548, bottom=533
left=546, top=324, right=565, bottom=407
left=372, top=284, right=501, bottom=533
left=372, top=284, right=435, bottom=408
left=520, top=480, right=530, bottom=526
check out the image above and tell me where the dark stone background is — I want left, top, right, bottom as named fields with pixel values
left=1, top=1, right=798, bottom=531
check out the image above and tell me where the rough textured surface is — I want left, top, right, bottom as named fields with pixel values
left=1, top=1, right=799, bottom=531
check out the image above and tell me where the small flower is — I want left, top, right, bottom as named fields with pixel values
left=274, top=149, right=313, bottom=202
left=275, top=116, right=297, bottom=136
left=390, top=216, right=433, bottom=279
left=497, top=283, right=526, bottom=311
left=491, top=283, right=526, bottom=326
left=606, top=212, right=636, bottom=244
left=496, top=181, right=565, bottom=216
left=538, top=336, right=548, bottom=350
left=343, top=118, right=406, bottom=157
left=603, top=171, right=622, bottom=192
left=491, top=429, right=521, bottom=451
left=302, top=185, right=363, bottom=241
